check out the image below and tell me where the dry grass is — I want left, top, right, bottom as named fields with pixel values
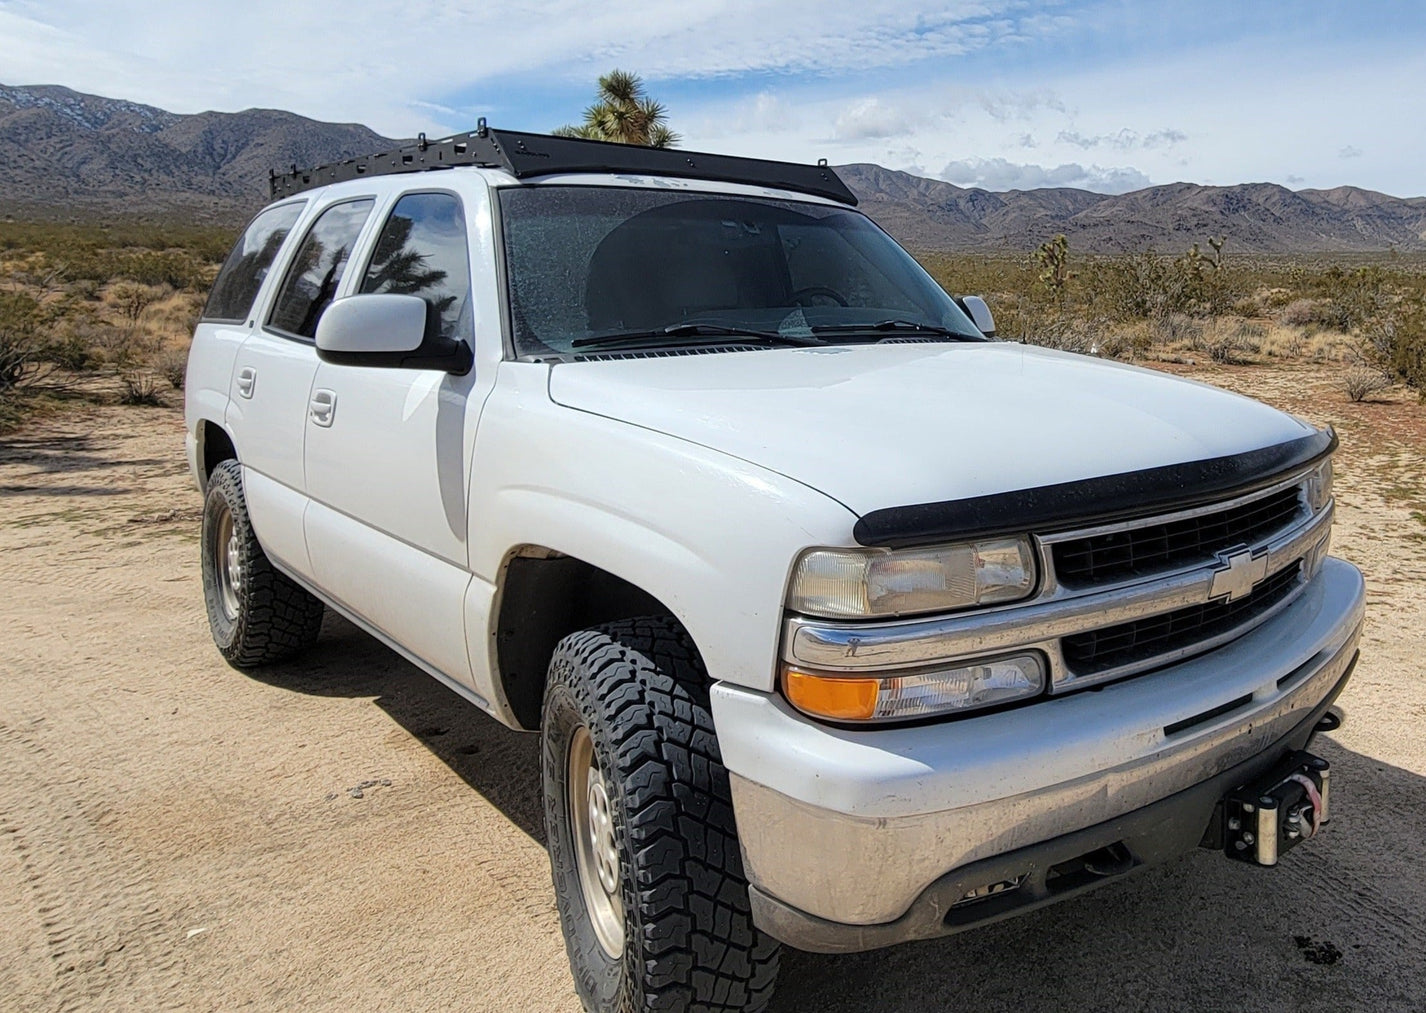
left=0, top=221, right=221, bottom=431
left=118, top=369, right=164, bottom=406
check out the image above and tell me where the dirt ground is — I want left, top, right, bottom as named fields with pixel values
left=2, top=360, right=1424, bottom=1012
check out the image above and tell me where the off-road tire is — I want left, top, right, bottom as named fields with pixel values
left=542, top=616, right=780, bottom=1013
left=200, top=459, right=324, bottom=667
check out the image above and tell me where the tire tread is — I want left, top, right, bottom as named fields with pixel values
left=546, top=617, right=779, bottom=1013
left=203, top=460, right=324, bottom=667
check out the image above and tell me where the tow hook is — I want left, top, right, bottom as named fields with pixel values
left=1314, top=709, right=1343, bottom=733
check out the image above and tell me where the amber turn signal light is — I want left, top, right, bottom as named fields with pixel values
left=782, top=668, right=880, bottom=721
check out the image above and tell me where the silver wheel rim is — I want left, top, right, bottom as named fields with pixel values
left=213, top=503, right=243, bottom=622
left=568, top=725, right=625, bottom=958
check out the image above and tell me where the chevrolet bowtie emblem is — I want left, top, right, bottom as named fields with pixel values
left=1209, top=547, right=1269, bottom=602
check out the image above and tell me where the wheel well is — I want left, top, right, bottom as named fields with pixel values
left=495, top=551, right=678, bottom=730
left=201, top=421, right=237, bottom=481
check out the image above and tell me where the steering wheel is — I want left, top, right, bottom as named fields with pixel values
left=790, top=286, right=848, bottom=308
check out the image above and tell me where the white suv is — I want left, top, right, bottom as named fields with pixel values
left=185, top=128, right=1364, bottom=1013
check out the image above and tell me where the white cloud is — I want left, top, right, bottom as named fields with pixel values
left=939, top=157, right=1152, bottom=193
left=833, top=98, right=920, bottom=140
left=0, top=1, right=1068, bottom=136
left=1338, top=145, right=1363, bottom=159
left=1057, top=128, right=1186, bottom=150
left=977, top=89, right=1068, bottom=122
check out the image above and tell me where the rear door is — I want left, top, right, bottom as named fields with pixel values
left=189, top=200, right=304, bottom=486
left=227, top=196, right=376, bottom=579
left=302, top=187, right=489, bottom=688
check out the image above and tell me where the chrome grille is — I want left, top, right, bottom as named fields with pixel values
left=1061, top=562, right=1303, bottom=675
left=1052, top=485, right=1304, bottom=588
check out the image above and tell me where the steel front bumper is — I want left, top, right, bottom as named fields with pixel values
left=710, top=557, right=1364, bottom=951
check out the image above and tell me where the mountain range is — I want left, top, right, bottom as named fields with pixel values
left=3, top=83, right=1425, bottom=253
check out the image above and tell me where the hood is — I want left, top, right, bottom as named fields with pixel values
left=547, top=342, right=1313, bottom=517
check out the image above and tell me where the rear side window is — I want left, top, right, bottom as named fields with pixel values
left=360, top=192, right=473, bottom=341
left=201, top=201, right=305, bottom=323
left=267, top=198, right=375, bottom=339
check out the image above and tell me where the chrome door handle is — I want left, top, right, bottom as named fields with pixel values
left=309, top=389, right=337, bottom=427
left=236, top=367, right=256, bottom=398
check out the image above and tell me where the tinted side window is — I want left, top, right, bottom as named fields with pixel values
left=202, top=201, right=305, bottom=322
left=360, top=192, right=473, bottom=341
left=267, top=199, right=374, bottom=339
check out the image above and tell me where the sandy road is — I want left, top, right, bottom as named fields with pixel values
left=1, top=362, right=1424, bottom=1012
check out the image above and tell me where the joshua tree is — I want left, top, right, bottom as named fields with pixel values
left=554, top=70, right=680, bottom=148
left=1035, top=234, right=1072, bottom=301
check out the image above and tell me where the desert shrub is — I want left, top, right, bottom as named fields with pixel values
left=1011, top=311, right=1110, bottom=355
left=1257, top=287, right=1295, bottom=312
left=1338, top=366, right=1392, bottom=402
left=69, top=278, right=102, bottom=301
left=1315, top=265, right=1391, bottom=332
left=1082, top=250, right=1231, bottom=321
left=38, top=332, right=97, bottom=371
left=1205, top=333, right=1250, bottom=364
left=1151, top=313, right=1204, bottom=345
left=76, top=320, right=158, bottom=369
left=1381, top=297, right=1426, bottom=396
left=0, top=290, right=42, bottom=390
left=156, top=347, right=189, bottom=389
left=1256, top=324, right=1306, bottom=359
left=112, top=250, right=211, bottom=290
left=1280, top=297, right=1346, bottom=329
left=119, top=370, right=164, bottom=406
left=109, top=281, right=165, bottom=330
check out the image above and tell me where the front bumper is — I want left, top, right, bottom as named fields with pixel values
left=711, top=557, right=1364, bottom=947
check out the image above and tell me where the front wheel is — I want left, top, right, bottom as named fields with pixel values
left=542, top=617, right=779, bottom=1013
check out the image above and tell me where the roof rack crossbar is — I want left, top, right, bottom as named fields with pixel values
left=268, top=127, right=857, bottom=205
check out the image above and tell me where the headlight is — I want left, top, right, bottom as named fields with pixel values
left=783, top=652, right=1047, bottom=722
left=1305, top=457, right=1334, bottom=513
left=786, top=537, right=1036, bottom=618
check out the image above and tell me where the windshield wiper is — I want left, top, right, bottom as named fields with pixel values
left=809, top=319, right=979, bottom=340
left=571, top=323, right=824, bottom=350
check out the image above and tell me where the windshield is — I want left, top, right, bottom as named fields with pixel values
left=497, top=186, right=985, bottom=357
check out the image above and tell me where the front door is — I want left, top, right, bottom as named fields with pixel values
left=302, top=190, right=485, bottom=688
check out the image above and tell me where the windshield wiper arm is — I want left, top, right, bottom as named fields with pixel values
left=572, top=323, right=823, bottom=350
left=809, top=319, right=978, bottom=339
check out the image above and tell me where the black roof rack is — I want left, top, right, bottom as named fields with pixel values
left=268, top=122, right=857, bottom=206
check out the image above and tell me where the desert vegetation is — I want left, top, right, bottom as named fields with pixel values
left=552, top=69, right=680, bottom=148
left=0, top=220, right=228, bottom=430
left=3, top=216, right=1425, bottom=435
left=921, top=238, right=1426, bottom=400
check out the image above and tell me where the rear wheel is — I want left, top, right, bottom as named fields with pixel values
left=201, top=460, right=324, bottom=667
left=542, top=616, right=779, bottom=1013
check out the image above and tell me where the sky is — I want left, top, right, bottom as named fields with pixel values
left=1, top=0, right=1423, bottom=196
